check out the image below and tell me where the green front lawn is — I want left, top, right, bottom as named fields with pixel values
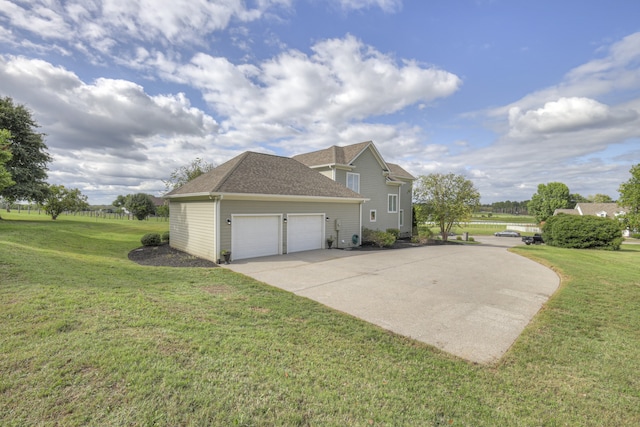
left=1, top=212, right=638, bottom=425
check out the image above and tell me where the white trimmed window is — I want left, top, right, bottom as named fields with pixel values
left=399, top=209, right=404, bottom=227
left=346, top=172, right=360, bottom=193
left=388, top=194, right=398, bottom=213
left=370, top=209, right=377, bottom=222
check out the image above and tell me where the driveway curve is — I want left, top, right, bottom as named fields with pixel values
left=225, top=236, right=560, bottom=364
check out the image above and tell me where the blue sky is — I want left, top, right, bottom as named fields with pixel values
left=1, top=0, right=639, bottom=205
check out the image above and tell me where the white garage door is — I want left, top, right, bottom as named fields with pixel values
left=232, top=215, right=281, bottom=260
left=287, top=214, right=324, bottom=253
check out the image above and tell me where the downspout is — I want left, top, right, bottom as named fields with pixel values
left=359, top=201, right=363, bottom=247
left=213, top=193, right=222, bottom=263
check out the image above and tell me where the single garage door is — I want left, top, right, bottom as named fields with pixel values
left=232, top=215, right=281, bottom=260
left=287, top=214, right=324, bottom=253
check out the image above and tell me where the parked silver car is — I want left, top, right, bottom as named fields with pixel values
left=494, top=230, right=521, bottom=237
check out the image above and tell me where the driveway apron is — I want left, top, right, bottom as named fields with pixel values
left=224, top=237, right=560, bottom=364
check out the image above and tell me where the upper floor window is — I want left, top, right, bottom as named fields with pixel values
left=388, top=194, right=398, bottom=213
left=346, top=172, right=360, bottom=193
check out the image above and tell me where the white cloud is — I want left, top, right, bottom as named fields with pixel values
left=508, top=97, right=638, bottom=136
left=487, top=32, right=640, bottom=118
left=333, top=0, right=402, bottom=13
left=0, top=0, right=293, bottom=60
left=165, top=34, right=461, bottom=150
left=0, top=54, right=222, bottom=200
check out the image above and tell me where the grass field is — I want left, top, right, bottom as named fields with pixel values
left=1, top=212, right=639, bottom=425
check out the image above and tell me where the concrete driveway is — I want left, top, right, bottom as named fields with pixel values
left=225, top=236, right=560, bottom=364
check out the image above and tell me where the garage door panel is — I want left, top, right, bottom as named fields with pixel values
left=288, top=214, right=323, bottom=253
left=232, top=215, right=280, bottom=260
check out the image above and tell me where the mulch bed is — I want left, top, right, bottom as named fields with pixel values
left=128, top=239, right=462, bottom=268
left=128, top=243, right=218, bottom=268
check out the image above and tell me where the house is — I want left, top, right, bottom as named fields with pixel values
left=164, top=151, right=367, bottom=262
left=554, top=203, right=628, bottom=219
left=293, top=141, right=415, bottom=238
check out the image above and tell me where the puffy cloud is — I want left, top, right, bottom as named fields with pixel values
left=508, top=97, right=638, bottom=136
left=487, top=32, right=640, bottom=118
left=167, top=34, right=461, bottom=149
left=0, top=54, right=222, bottom=199
left=0, top=0, right=293, bottom=59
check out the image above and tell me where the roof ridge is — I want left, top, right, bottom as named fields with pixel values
left=213, top=151, right=250, bottom=192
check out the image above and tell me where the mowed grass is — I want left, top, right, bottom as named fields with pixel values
left=1, top=212, right=639, bottom=426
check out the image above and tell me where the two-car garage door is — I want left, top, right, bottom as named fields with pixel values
left=231, top=214, right=324, bottom=260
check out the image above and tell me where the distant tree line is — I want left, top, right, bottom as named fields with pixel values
left=480, top=200, right=530, bottom=215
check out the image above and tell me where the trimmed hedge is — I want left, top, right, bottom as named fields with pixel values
left=161, top=231, right=170, bottom=242
left=141, top=233, right=162, bottom=247
left=543, top=214, right=623, bottom=250
left=362, top=228, right=396, bottom=248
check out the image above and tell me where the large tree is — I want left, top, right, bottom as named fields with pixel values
left=0, top=97, right=51, bottom=207
left=0, top=129, right=14, bottom=193
left=618, top=164, right=640, bottom=231
left=164, top=157, right=216, bottom=192
left=414, top=173, right=480, bottom=241
left=40, top=184, right=89, bottom=220
left=528, top=182, right=571, bottom=223
left=125, top=193, right=157, bottom=220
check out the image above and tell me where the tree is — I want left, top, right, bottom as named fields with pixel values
left=414, top=173, right=480, bottom=241
left=40, top=184, right=89, bottom=220
left=164, top=157, right=216, bottom=192
left=125, top=193, right=156, bottom=220
left=528, top=182, right=571, bottom=223
left=569, top=193, right=588, bottom=208
left=0, top=129, right=14, bottom=193
left=588, top=193, right=614, bottom=203
left=0, top=97, right=52, bottom=208
left=618, top=164, right=640, bottom=231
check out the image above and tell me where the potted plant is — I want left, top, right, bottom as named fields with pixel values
left=326, top=235, right=334, bottom=249
left=221, top=249, right=231, bottom=264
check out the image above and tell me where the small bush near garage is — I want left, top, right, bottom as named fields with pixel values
left=386, top=228, right=400, bottom=239
left=543, top=214, right=623, bottom=250
left=362, top=228, right=396, bottom=248
left=161, top=231, right=170, bottom=242
left=141, top=233, right=162, bottom=247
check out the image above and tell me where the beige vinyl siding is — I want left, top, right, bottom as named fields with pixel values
left=220, top=200, right=361, bottom=252
left=169, top=200, right=217, bottom=262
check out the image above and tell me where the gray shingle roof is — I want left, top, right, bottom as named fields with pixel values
left=554, top=203, right=628, bottom=219
left=575, top=203, right=628, bottom=218
left=293, top=141, right=415, bottom=181
left=293, top=141, right=372, bottom=166
left=387, top=162, right=415, bottom=180
left=165, top=151, right=364, bottom=199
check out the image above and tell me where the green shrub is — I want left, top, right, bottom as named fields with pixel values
left=386, top=228, right=400, bottom=239
left=362, top=228, right=396, bottom=248
left=141, top=233, right=162, bottom=246
left=468, top=236, right=475, bottom=242
left=631, top=233, right=640, bottom=239
left=161, top=231, right=170, bottom=242
left=543, top=214, right=622, bottom=250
